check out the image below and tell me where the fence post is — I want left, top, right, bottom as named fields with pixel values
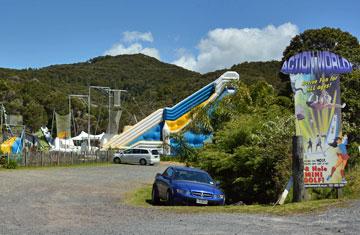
left=292, top=135, right=305, bottom=202
left=336, top=188, right=343, bottom=198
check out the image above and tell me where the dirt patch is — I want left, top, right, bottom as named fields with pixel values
left=0, top=164, right=359, bottom=235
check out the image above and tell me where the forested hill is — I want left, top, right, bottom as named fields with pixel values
left=0, top=54, right=283, bottom=132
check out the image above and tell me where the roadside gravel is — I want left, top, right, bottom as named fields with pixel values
left=0, top=164, right=359, bottom=235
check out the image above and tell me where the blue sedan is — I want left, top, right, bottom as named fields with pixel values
left=151, top=166, right=225, bottom=206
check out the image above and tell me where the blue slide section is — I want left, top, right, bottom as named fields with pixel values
left=170, top=88, right=234, bottom=150
left=163, top=83, right=215, bottom=121
left=206, top=87, right=234, bottom=115
left=128, top=123, right=163, bottom=146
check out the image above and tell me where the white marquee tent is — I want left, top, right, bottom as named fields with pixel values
left=72, top=131, right=105, bottom=141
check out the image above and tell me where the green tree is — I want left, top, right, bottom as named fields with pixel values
left=197, top=104, right=294, bottom=204
left=282, top=27, right=360, bottom=62
left=170, top=133, right=198, bottom=164
left=23, top=100, right=48, bottom=131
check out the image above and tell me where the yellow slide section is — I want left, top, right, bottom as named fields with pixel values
left=166, top=93, right=216, bottom=132
left=0, top=137, right=17, bottom=154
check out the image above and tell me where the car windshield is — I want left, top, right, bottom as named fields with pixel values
left=173, top=170, right=213, bottom=184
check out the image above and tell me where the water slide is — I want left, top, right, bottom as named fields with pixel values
left=0, top=135, right=24, bottom=154
left=103, top=109, right=164, bottom=148
left=0, top=137, right=18, bottom=154
left=164, top=71, right=238, bottom=132
left=103, top=71, right=239, bottom=150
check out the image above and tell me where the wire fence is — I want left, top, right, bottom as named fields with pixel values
left=3, top=150, right=116, bottom=167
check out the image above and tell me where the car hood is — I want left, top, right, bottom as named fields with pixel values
left=172, top=180, right=222, bottom=194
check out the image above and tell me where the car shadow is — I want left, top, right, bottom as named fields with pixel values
left=145, top=199, right=167, bottom=206
left=113, top=162, right=152, bottom=166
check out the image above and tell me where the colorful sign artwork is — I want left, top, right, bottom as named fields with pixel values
left=281, top=51, right=352, bottom=188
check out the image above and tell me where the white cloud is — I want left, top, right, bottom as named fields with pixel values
left=104, top=31, right=160, bottom=59
left=122, top=31, right=153, bottom=43
left=172, top=48, right=197, bottom=71
left=172, top=23, right=299, bottom=73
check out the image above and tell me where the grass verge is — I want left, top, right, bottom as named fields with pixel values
left=344, top=165, right=360, bottom=199
left=124, top=184, right=350, bottom=215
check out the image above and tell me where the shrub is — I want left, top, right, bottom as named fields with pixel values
left=4, top=159, right=18, bottom=169
left=191, top=81, right=295, bottom=204
left=0, top=156, right=6, bottom=166
left=197, top=113, right=294, bottom=204
left=160, top=155, right=181, bottom=162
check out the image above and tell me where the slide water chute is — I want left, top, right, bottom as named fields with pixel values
left=1, top=137, right=17, bottom=154
left=103, top=71, right=239, bottom=152
left=103, top=108, right=164, bottom=148
left=1, top=137, right=23, bottom=154
left=33, top=129, right=51, bottom=151
left=40, top=126, right=54, bottom=147
left=11, top=137, right=23, bottom=154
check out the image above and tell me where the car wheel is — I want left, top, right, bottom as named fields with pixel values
left=151, top=185, right=160, bottom=205
left=166, top=190, right=174, bottom=206
left=139, top=158, right=147, bottom=165
left=113, top=157, right=121, bottom=164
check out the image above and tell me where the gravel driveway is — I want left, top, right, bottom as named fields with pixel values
left=0, top=164, right=359, bottom=235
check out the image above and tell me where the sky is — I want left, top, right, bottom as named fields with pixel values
left=0, top=0, right=359, bottom=73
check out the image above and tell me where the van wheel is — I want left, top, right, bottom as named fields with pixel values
left=113, top=157, right=121, bottom=164
left=139, top=159, right=147, bottom=165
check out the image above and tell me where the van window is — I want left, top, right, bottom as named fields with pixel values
left=124, top=149, right=133, bottom=154
left=132, top=149, right=141, bottom=154
left=151, top=150, right=159, bottom=155
left=140, top=149, right=149, bottom=154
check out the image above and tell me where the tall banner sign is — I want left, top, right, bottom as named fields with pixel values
left=281, top=51, right=352, bottom=188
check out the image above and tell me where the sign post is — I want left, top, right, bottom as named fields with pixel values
left=292, top=136, right=305, bottom=202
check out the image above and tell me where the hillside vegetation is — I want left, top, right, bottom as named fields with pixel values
left=0, top=54, right=282, bottom=133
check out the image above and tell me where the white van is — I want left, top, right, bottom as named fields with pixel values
left=112, top=148, right=160, bottom=165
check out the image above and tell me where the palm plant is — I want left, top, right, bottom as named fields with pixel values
left=169, top=133, right=198, bottom=165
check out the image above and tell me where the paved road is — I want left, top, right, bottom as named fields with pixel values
left=0, top=164, right=359, bottom=235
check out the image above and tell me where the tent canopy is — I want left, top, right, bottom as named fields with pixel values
left=72, top=131, right=105, bottom=141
